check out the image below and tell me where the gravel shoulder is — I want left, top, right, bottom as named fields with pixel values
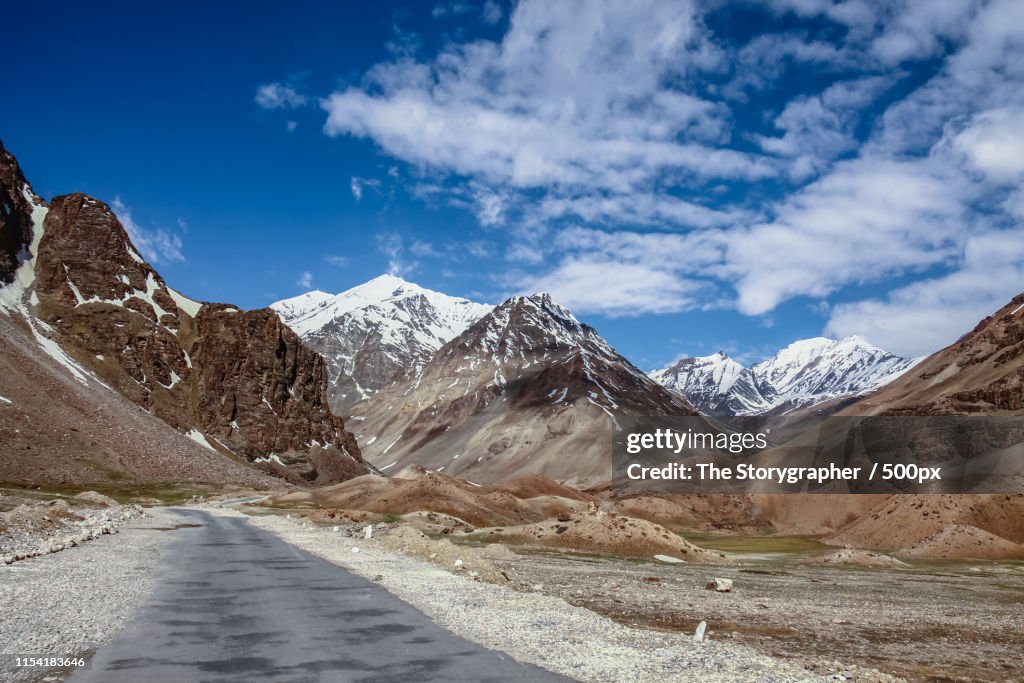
left=0, top=508, right=178, bottom=683
left=244, top=509, right=827, bottom=683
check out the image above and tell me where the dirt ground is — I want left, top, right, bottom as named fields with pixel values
left=466, top=537, right=1024, bottom=683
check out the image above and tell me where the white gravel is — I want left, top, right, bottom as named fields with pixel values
left=248, top=511, right=827, bottom=683
left=0, top=509, right=176, bottom=683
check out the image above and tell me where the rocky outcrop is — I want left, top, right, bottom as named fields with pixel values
left=0, top=140, right=366, bottom=485
left=189, top=306, right=363, bottom=481
left=847, top=294, right=1024, bottom=415
left=0, top=141, right=36, bottom=284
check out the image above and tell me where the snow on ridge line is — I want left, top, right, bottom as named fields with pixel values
left=271, top=275, right=492, bottom=343
left=167, top=287, right=203, bottom=318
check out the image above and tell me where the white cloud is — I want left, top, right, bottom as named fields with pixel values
left=432, top=2, right=473, bottom=19
left=756, top=77, right=891, bottom=179
left=870, top=0, right=981, bottom=65
left=297, top=271, right=314, bottom=289
left=410, top=240, right=439, bottom=257
left=950, top=107, right=1024, bottom=183
left=324, top=255, right=349, bottom=268
left=255, top=83, right=307, bottom=110
left=726, top=156, right=970, bottom=315
left=520, top=257, right=707, bottom=317
left=111, top=198, right=185, bottom=264
left=482, top=0, right=503, bottom=24
left=376, top=233, right=417, bottom=276
left=825, top=228, right=1024, bottom=356
left=300, top=0, right=1024, bottom=357
left=322, top=0, right=769, bottom=195
left=517, top=226, right=722, bottom=316
left=536, top=192, right=748, bottom=230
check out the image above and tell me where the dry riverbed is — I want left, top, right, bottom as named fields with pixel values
left=491, top=546, right=1024, bottom=683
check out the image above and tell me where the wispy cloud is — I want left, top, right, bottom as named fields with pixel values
left=350, top=176, right=381, bottom=201
left=432, top=0, right=503, bottom=24
left=111, top=197, right=185, bottom=264
left=255, top=83, right=308, bottom=110
left=376, top=233, right=416, bottom=277
left=306, top=0, right=1024, bottom=354
left=296, top=271, right=314, bottom=289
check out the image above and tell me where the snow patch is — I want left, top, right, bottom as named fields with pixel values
left=185, top=429, right=216, bottom=451
left=167, top=287, right=203, bottom=318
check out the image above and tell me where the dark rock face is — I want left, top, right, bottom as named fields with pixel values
left=0, top=141, right=365, bottom=485
left=0, top=141, right=36, bottom=283
left=190, top=306, right=363, bottom=479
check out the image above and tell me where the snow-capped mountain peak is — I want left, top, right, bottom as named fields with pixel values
left=651, top=336, right=921, bottom=416
left=271, top=275, right=492, bottom=412
left=348, top=291, right=696, bottom=485
left=649, top=351, right=745, bottom=415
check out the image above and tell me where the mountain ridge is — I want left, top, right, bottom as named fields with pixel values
left=348, top=292, right=698, bottom=486
left=652, top=336, right=921, bottom=416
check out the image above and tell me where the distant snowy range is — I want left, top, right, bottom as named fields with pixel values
left=272, top=275, right=921, bottom=419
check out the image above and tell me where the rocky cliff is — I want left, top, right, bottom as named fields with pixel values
left=0, top=139, right=365, bottom=485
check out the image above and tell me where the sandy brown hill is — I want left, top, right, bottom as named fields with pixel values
left=826, top=494, right=1024, bottom=557
left=349, top=294, right=697, bottom=486
left=492, top=474, right=594, bottom=501
left=847, top=293, right=1024, bottom=415
left=463, top=510, right=731, bottom=563
left=0, top=140, right=365, bottom=485
left=902, top=523, right=1024, bottom=560
left=265, top=468, right=591, bottom=528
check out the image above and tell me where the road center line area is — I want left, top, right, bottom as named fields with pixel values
left=67, top=509, right=566, bottom=683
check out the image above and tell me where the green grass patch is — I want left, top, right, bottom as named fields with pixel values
left=681, top=532, right=831, bottom=554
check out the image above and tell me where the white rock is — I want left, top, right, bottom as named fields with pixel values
left=654, top=554, right=686, bottom=564
left=364, top=524, right=373, bottom=539
left=706, top=577, right=733, bottom=592
left=693, top=620, right=707, bottom=642
left=351, top=547, right=361, bottom=553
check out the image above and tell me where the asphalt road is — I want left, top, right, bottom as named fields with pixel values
left=69, top=509, right=569, bottom=682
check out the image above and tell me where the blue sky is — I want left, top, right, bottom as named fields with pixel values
left=3, top=1, right=1023, bottom=370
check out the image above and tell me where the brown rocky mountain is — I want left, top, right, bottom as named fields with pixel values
left=847, top=293, right=1024, bottom=415
left=348, top=293, right=698, bottom=486
left=0, top=139, right=366, bottom=485
left=0, top=311, right=281, bottom=488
